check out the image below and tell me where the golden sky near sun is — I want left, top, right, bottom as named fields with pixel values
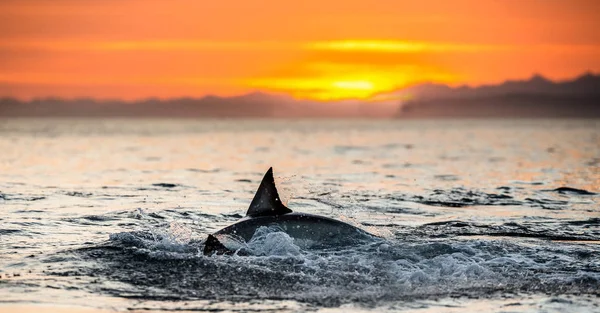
left=1, top=0, right=599, bottom=100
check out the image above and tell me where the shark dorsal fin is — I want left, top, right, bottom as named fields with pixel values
left=246, top=167, right=293, bottom=217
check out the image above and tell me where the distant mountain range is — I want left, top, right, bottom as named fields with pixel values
left=0, top=92, right=392, bottom=118
left=1, top=73, right=599, bottom=118
left=397, top=72, right=600, bottom=118
left=0, top=93, right=280, bottom=118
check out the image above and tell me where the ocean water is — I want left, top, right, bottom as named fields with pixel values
left=0, top=118, right=599, bottom=312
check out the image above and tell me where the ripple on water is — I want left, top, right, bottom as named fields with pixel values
left=1, top=119, right=599, bottom=311
left=546, top=187, right=597, bottom=195
left=0, top=229, right=21, bottom=235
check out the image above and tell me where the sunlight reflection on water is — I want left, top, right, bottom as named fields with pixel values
left=0, top=118, right=598, bottom=312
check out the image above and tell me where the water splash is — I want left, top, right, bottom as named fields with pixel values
left=246, top=226, right=302, bottom=256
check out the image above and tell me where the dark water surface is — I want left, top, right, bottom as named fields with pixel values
left=0, top=119, right=599, bottom=312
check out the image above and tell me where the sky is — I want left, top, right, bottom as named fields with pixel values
left=1, top=0, right=599, bottom=101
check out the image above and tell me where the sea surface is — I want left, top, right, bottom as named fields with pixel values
left=0, top=118, right=599, bottom=312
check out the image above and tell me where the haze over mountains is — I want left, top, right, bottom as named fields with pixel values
left=397, top=72, right=600, bottom=118
left=1, top=73, right=599, bottom=118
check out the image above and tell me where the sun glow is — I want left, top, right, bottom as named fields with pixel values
left=328, top=80, right=378, bottom=99
left=246, top=76, right=396, bottom=101
left=246, top=61, right=459, bottom=101
left=332, top=80, right=374, bottom=90
left=245, top=80, right=361, bottom=100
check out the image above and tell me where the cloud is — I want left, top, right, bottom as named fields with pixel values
left=0, top=40, right=297, bottom=52
left=2, top=39, right=597, bottom=55
left=305, top=40, right=600, bottom=54
left=304, top=40, right=507, bottom=53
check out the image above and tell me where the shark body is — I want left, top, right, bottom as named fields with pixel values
left=203, top=167, right=375, bottom=255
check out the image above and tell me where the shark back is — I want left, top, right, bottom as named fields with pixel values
left=203, top=167, right=378, bottom=256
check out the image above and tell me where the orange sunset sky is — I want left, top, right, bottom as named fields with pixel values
left=1, top=0, right=599, bottom=101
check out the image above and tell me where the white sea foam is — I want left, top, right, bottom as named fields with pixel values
left=246, top=226, right=302, bottom=256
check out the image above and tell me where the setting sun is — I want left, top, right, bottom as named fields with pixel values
left=332, top=80, right=373, bottom=90
left=246, top=76, right=391, bottom=101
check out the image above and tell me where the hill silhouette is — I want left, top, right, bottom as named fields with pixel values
left=0, top=92, right=280, bottom=118
left=397, top=73, right=600, bottom=118
left=0, top=91, right=387, bottom=118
